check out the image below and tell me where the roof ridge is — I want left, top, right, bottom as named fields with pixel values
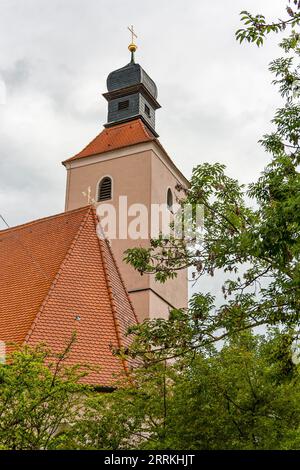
left=24, top=206, right=94, bottom=344
left=62, top=118, right=155, bottom=165
left=111, top=120, right=138, bottom=130
left=92, top=209, right=129, bottom=376
left=103, top=236, right=139, bottom=325
left=0, top=205, right=91, bottom=236
left=71, top=129, right=105, bottom=160
left=68, top=119, right=149, bottom=162
left=105, top=119, right=147, bottom=132
left=139, top=118, right=156, bottom=140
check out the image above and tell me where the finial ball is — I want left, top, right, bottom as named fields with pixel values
left=128, top=43, right=137, bottom=53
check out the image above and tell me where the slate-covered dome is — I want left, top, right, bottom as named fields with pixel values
left=107, top=62, right=158, bottom=99
left=103, top=45, right=161, bottom=137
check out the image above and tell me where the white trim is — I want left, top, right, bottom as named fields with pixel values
left=96, top=175, right=113, bottom=202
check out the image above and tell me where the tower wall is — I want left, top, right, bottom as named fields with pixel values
left=64, top=141, right=188, bottom=321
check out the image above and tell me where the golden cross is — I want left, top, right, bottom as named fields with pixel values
left=127, top=25, right=137, bottom=43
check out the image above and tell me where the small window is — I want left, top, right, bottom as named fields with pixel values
left=98, top=177, right=112, bottom=202
left=118, top=100, right=129, bottom=110
left=167, top=188, right=173, bottom=211
left=144, top=104, right=151, bottom=117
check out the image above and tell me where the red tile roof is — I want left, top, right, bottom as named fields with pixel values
left=62, top=118, right=190, bottom=187
left=0, top=206, right=138, bottom=386
left=63, top=119, right=156, bottom=164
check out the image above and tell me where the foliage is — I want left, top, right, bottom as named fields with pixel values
left=61, top=330, right=300, bottom=450
left=62, top=365, right=171, bottom=450
left=123, top=3, right=300, bottom=361
left=0, top=340, right=87, bottom=450
left=236, top=1, right=300, bottom=46
left=3, top=332, right=300, bottom=451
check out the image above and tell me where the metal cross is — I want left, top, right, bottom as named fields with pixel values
left=127, top=25, right=137, bottom=43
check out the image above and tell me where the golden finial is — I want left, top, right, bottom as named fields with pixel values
left=127, top=25, right=137, bottom=56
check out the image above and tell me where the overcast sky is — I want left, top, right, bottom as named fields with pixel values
left=0, top=0, right=287, bottom=231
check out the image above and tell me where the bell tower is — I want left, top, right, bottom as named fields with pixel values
left=63, top=32, right=188, bottom=322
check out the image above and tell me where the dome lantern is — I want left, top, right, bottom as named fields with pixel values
left=102, top=28, right=161, bottom=137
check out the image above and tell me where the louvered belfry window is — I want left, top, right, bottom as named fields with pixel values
left=98, top=177, right=112, bottom=202
left=118, top=100, right=129, bottom=110
left=145, top=104, right=151, bottom=118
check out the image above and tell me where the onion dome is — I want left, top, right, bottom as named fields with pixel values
left=102, top=35, right=160, bottom=137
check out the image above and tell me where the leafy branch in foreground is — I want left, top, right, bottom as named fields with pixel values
left=236, top=2, right=300, bottom=47
left=73, top=330, right=300, bottom=450
left=0, top=337, right=87, bottom=450
left=124, top=7, right=300, bottom=360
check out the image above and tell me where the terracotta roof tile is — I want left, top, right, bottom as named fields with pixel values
left=63, top=119, right=155, bottom=164
left=0, top=206, right=137, bottom=386
left=62, top=118, right=190, bottom=187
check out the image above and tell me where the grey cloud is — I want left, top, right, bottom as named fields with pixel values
left=0, top=60, right=31, bottom=91
left=0, top=0, right=287, bottom=228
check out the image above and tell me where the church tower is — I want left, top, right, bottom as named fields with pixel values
left=63, top=33, right=188, bottom=322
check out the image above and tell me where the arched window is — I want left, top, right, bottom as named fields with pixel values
left=97, top=177, right=112, bottom=202
left=167, top=188, right=173, bottom=211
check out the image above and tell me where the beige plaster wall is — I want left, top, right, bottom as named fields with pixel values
left=149, top=151, right=188, bottom=313
left=64, top=142, right=188, bottom=321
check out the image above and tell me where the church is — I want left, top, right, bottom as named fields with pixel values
left=0, top=34, right=188, bottom=386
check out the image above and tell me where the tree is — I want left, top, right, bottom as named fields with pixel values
left=124, top=1, right=300, bottom=363
left=236, top=1, right=300, bottom=47
left=61, top=365, right=171, bottom=450
left=64, top=330, right=300, bottom=450
left=0, top=340, right=87, bottom=450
